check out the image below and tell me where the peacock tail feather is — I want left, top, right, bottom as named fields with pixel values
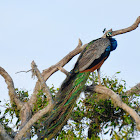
left=39, top=71, right=90, bottom=140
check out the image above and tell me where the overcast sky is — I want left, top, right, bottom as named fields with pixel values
left=0, top=1, right=140, bottom=138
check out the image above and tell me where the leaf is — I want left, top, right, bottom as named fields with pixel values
left=114, top=131, right=120, bottom=140
left=116, top=71, right=121, bottom=74
left=122, top=95, right=127, bottom=98
left=118, top=86, right=123, bottom=93
left=105, top=124, right=108, bottom=129
left=116, top=107, right=120, bottom=111
left=110, top=128, right=113, bottom=136
left=24, top=92, right=28, bottom=97
left=4, top=108, right=9, bottom=114
left=104, top=129, right=110, bottom=135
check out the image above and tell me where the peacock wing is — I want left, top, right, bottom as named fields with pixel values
left=75, top=38, right=111, bottom=72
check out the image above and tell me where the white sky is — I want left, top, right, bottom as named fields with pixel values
left=0, top=0, right=140, bottom=139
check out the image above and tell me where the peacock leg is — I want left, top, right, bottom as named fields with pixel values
left=92, top=72, right=94, bottom=85
left=97, top=68, right=101, bottom=85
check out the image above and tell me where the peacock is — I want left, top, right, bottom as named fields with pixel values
left=38, top=32, right=118, bottom=140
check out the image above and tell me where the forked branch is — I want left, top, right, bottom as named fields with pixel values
left=29, top=39, right=87, bottom=109
left=31, top=61, right=53, bottom=104
left=15, top=103, right=54, bottom=140
left=15, top=61, right=54, bottom=140
left=42, top=38, right=86, bottom=81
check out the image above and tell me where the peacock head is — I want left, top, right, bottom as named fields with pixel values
left=106, top=32, right=112, bottom=38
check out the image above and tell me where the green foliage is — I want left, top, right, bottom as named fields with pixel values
left=58, top=130, right=85, bottom=140
left=32, top=86, right=59, bottom=135
left=0, top=86, right=59, bottom=138
left=33, top=85, right=59, bottom=114
left=15, top=88, right=29, bottom=102
left=59, top=72, right=139, bottom=139
left=49, top=84, right=59, bottom=98
left=0, top=89, right=30, bottom=137
left=0, top=72, right=139, bottom=139
left=33, top=90, right=48, bottom=113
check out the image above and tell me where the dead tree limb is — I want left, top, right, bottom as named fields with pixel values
left=0, top=123, right=13, bottom=140
left=15, top=61, right=54, bottom=140
left=31, top=61, right=53, bottom=104
left=0, top=67, right=23, bottom=109
left=103, top=16, right=140, bottom=38
left=57, top=65, right=69, bottom=76
left=92, top=85, right=140, bottom=130
left=126, top=83, right=140, bottom=95
left=14, top=102, right=53, bottom=140
left=42, top=38, right=85, bottom=81
left=28, top=39, right=87, bottom=109
left=41, top=17, right=140, bottom=84
left=28, top=61, right=54, bottom=108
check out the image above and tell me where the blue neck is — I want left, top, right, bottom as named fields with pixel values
left=109, top=38, right=117, bottom=51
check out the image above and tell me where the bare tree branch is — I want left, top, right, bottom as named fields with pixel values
left=14, top=103, right=53, bottom=140
left=102, top=16, right=140, bottom=37
left=42, top=38, right=86, bottom=81
left=15, top=39, right=85, bottom=139
left=41, top=16, right=140, bottom=83
left=15, top=69, right=32, bottom=74
left=126, top=83, right=140, bottom=95
left=28, top=61, right=53, bottom=108
left=0, top=123, right=13, bottom=140
left=89, top=85, right=140, bottom=131
left=15, top=61, right=54, bottom=140
left=28, top=39, right=87, bottom=110
left=57, top=65, right=69, bottom=76
left=30, top=61, right=53, bottom=106
left=0, top=67, right=23, bottom=109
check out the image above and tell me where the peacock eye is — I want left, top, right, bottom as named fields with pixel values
left=106, top=32, right=112, bottom=37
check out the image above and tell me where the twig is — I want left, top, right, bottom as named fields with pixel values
left=15, top=69, right=32, bottom=74
left=57, top=65, right=69, bottom=76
